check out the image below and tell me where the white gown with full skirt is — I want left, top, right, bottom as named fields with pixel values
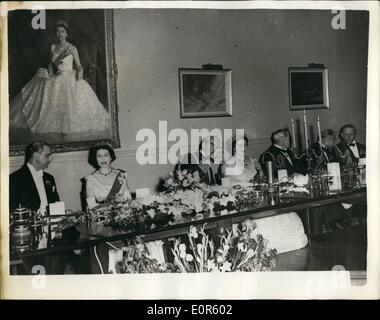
left=10, top=45, right=110, bottom=142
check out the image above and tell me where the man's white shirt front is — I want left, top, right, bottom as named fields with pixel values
left=27, top=163, right=48, bottom=213
left=349, top=140, right=360, bottom=159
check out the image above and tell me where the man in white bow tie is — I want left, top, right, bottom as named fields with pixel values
left=335, top=124, right=367, bottom=229
left=10, top=141, right=60, bottom=214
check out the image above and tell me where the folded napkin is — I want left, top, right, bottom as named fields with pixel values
left=293, top=174, right=309, bottom=187
left=290, top=186, right=310, bottom=194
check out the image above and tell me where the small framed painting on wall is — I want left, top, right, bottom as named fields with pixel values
left=179, top=68, right=232, bottom=118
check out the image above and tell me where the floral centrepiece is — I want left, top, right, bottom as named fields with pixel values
left=97, top=170, right=252, bottom=231
left=92, top=168, right=329, bottom=233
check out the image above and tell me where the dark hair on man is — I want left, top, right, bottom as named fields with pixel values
left=54, top=20, right=69, bottom=34
left=232, top=133, right=249, bottom=156
left=88, top=144, right=116, bottom=169
left=24, top=141, right=50, bottom=164
left=198, top=135, right=219, bottom=152
left=339, top=124, right=357, bottom=135
left=321, top=129, right=336, bottom=139
left=270, top=128, right=290, bottom=145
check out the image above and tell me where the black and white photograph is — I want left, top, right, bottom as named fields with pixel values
left=1, top=1, right=379, bottom=301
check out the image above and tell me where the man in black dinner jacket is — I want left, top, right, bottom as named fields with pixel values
left=9, top=141, right=87, bottom=274
left=336, top=124, right=366, bottom=166
left=335, top=124, right=367, bottom=229
left=10, top=141, right=60, bottom=213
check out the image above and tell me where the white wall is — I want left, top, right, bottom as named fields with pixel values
left=10, top=9, right=369, bottom=210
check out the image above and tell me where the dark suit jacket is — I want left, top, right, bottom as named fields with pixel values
left=336, top=140, right=366, bottom=164
left=298, top=142, right=343, bottom=172
left=10, top=165, right=60, bottom=211
left=259, top=145, right=300, bottom=177
left=175, top=152, right=222, bottom=185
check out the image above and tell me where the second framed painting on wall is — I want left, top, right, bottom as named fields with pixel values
left=288, top=67, right=329, bottom=110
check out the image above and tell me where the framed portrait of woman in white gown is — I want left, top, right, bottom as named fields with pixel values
left=8, top=9, right=120, bottom=155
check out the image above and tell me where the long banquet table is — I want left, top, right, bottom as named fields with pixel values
left=10, top=187, right=367, bottom=273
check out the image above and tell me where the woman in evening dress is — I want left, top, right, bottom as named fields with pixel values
left=9, top=20, right=110, bottom=142
left=85, top=145, right=132, bottom=209
left=221, top=133, right=263, bottom=186
left=85, top=145, right=165, bottom=273
left=84, top=144, right=132, bottom=274
left=222, top=134, right=308, bottom=254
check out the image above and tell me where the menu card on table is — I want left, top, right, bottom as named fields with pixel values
left=327, top=162, right=342, bottom=192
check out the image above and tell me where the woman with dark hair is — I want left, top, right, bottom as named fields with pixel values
left=223, top=133, right=308, bottom=254
left=9, top=20, right=110, bottom=141
left=84, top=144, right=132, bottom=274
left=221, top=133, right=262, bottom=186
left=86, top=146, right=166, bottom=274
left=85, top=144, right=131, bottom=209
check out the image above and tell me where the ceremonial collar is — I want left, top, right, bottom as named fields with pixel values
left=274, top=144, right=287, bottom=151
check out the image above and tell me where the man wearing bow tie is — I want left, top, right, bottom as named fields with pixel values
left=259, top=128, right=300, bottom=177
left=335, top=124, right=366, bottom=228
left=10, top=141, right=60, bottom=213
left=9, top=142, right=71, bottom=275
left=336, top=124, right=366, bottom=165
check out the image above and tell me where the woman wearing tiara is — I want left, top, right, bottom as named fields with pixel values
left=84, top=145, right=164, bottom=274
left=85, top=144, right=132, bottom=209
left=84, top=144, right=132, bottom=274
left=9, top=20, right=110, bottom=142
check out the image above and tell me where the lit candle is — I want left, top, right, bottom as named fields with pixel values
left=303, top=110, right=309, bottom=150
left=317, top=115, right=322, bottom=147
left=291, top=118, right=296, bottom=150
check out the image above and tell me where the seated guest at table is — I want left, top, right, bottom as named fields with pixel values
left=336, top=124, right=367, bottom=227
left=217, top=133, right=308, bottom=253
left=304, top=130, right=346, bottom=237
left=10, top=141, right=60, bottom=213
left=299, top=129, right=343, bottom=172
left=176, top=135, right=222, bottom=185
left=336, top=124, right=366, bottom=166
left=222, top=133, right=263, bottom=186
left=84, top=144, right=133, bottom=273
left=9, top=142, right=75, bottom=274
left=258, top=130, right=311, bottom=248
left=259, top=128, right=300, bottom=178
left=85, top=144, right=132, bottom=209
